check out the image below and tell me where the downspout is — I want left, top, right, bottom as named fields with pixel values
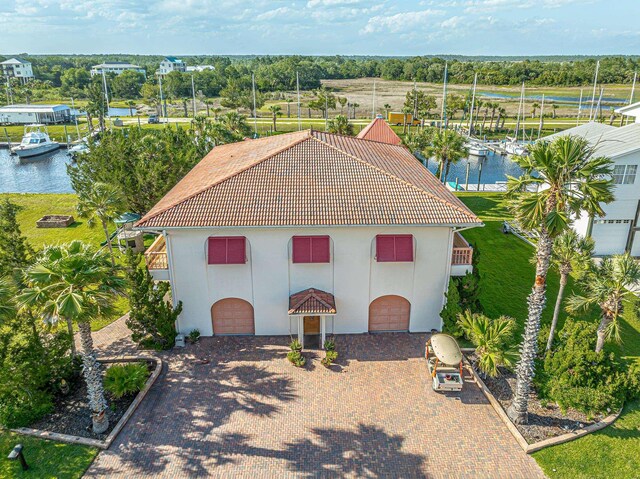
left=163, top=230, right=181, bottom=333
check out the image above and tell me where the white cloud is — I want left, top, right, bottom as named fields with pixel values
left=361, top=9, right=446, bottom=34
left=307, top=0, right=362, bottom=7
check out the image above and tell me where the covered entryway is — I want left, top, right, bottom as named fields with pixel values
left=211, top=298, right=255, bottom=335
left=289, top=288, right=336, bottom=349
left=369, top=295, right=410, bottom=332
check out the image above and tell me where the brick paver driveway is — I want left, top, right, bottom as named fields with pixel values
left=86, top=332, right=544, bottom=478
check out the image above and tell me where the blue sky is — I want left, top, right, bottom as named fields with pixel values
left=1, top=0, right=639, bottom=56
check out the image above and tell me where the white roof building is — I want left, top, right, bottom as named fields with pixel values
left=90, top=62, right=146, bottom=77
left=543, top=122, right=640, bottom=256
left=616, top=100, right=640, bottom=124
left=0, top=104, right=72, bottom=124
left=186, top=65, right=215, bottom=73
left=1, top=58, right=34, bottom=83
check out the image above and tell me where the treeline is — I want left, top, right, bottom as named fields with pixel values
left=2, top=55, right=639, bottom=92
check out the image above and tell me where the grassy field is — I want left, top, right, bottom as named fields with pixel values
left=457, top=193, right=640, bottom=478
left=0, top=193, right=129, bottom=330
left=0, top=431, right=97, bottom=479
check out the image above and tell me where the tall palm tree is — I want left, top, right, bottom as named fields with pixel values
left=384, top=103, right=392, bottom=117
left=77, top=182, right=124, bottom=267
left=567, top=254, right=640, bottom=353
left=489, top=102, right=498, bottom=130
left=531, top=102, right=539, bottom=118
left=338, top=97, right=348, bottom=115
left=424, top=129, right=468, bottom=183
left=505, top=136, right=614, bottom=424
left=268, top=105, right=282, bottom=132
left=126, top=100, right=136, bottom=116
left=327, top=115, right=354, bottom=135
left=546, top=230, right=594, bottom=351
left=18, top=241, right=125, bottom=433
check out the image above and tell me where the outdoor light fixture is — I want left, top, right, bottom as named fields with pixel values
left=8, top=444, right=28, bottom=471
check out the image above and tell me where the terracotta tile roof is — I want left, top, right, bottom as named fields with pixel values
left=288, top=288, right=336, bottom=315
left=137, top=130, right=481, bottom=228
left=356, top=117, right=402, bottom=145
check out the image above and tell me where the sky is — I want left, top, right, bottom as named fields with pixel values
left=1, top=0, right=639, bottom=56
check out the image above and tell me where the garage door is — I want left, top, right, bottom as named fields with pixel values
left=211, top=298, right=255, bottom=335
left=592, top=222, right=630, bottom=256
left=369, top=295, right=410, bottom=332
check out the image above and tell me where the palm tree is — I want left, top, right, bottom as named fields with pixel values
left=546, top=230, right=594, bottom=351
left=424, top=129, right=468, bottom=182
left=504, top=136, right=615, bottom=424
left=327, top=115, right=354, bottom=135
left=338, top=97, right=348, bottom=115
left=126, top=100, right=136, bottom=116
left=567, top=254, right=640, bottom=353
left=498, top=107, right=507, bottom=129
left=77, top=183, right=124, bottom=267
left=219, top=111, right=250, bottom=136
left=351, top=102, right=359, bottom=120
left=204, top=99, right=214, bottom=117
left=488, top=102, right=498, bottom=130
left=402, top=106, right=412, bottom=134
left=268, top=105, right=282, bottom=132
left=384, top=103, right=392, bottom=117
left=531, top=102, right=539, bottom=118
left=18, top=241, right=125, bottom=433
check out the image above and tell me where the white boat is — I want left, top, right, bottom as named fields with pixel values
left=68, top=141, right=89, bottom=157
left=11, top=124, right=59, bottom=158
left=504, top=141, right=528, bottom=156
left=466, top=141, right=489, bottom=157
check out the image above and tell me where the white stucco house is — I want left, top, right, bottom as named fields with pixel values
left=136, top=121, right=482, bottom=347
left=544, top=121, right=640, bottom=256
left=1, top=58, right=34, bottom=83
left=90, top=62, right=146, bottom=77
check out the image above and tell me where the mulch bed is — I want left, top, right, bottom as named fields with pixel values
left=465, top=353, right=603, bottom=444
left=29, top=360, right=153, bottom=441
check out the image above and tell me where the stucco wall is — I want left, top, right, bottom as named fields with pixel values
left=165, top=226, right=454, bottom=336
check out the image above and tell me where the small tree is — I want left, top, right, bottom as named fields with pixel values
left=327, top=115, right=354, bottom=135
left=440, top=278, right=463, bottom=337
left=268, top=105, right=282, bottom=132
left=0, top=199, right=34, bottom=278
left=125, top=250, right=182, bottom=350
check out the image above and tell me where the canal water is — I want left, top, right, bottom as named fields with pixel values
left=0, top=146, right=523, bottom=194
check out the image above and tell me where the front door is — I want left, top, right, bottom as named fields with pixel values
left=304, top=316, right=320, bottom=334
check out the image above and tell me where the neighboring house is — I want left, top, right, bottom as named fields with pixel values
left=136, top=123, right=482, bottom=345
left=544, top=121, right=640, bottom=256
left=0, top=104, right=71, bottom=124
left=158, top=57, right=186, bottom=75
left=90, top=62, right=146, bottom=77
left=616, top=100, right=640, bottom=123
left=1, top=58, right=34, bottom=83
left=356, top=115, right=402, bottom=145
left=186, top=65, right=215, bottom=73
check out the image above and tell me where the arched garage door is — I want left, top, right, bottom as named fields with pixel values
left=211, top=298, right=255, bottom=335
left=368, top=295, right=410, bottom=332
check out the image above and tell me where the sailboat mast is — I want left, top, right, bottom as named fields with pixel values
left=626, top=72, right=637, bottom=125
left=441, top=62, right=448, bottom=129
left=101, top=70, right=110, bottom=116
left=296, top=71, right=301, bottom=131
left=191, top=74, right=197, bottom=118
left=576, top=88, right=583, bottom=125
left=514, top=82, right=524, bottom=140
left=468, top=72, right=478, bottom=136
left=589, top=60, right=600, bottom=121
left=595, top=88, right=604, bottom=122
left=538, top=94, right=545, bottom=139
left=371, top=79, right=376, bottom=119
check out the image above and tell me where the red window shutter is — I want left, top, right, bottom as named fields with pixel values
left=310, top=236, right=330, bottom=263
left=292, top=237, right=312, bottom=263
left=208, top=237, right=246, bottom=264
left=208, top=237, right=227, bottom=264
left=394, top=235, right=414, bottom=262
left=376, top=235, right=396, bottom=262
left=226, top=237, right=246, bottom=264
left=376, top=235, right=413, bottom=262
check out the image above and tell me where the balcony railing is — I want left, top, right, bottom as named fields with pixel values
left=452, top=232, right=473, bottom=265
left=145, top=235, right=168, bottom=270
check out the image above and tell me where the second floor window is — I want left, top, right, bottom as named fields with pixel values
left=292, top=236, right=330, bottom=263
left=208, top=236, right=246, bottom=264
left=376, top=235, right=414, bottom=262
left=612, top=165, right=637, bottom=185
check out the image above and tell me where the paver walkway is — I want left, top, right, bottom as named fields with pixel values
left=84, top=321, right=544, bottom=478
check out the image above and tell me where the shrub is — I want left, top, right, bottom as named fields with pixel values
left=287, top=350, right=306, bottom=367
left=289, top=338, right=302, bottom=352
left=537, top=320, right=629, bottom=416
left=458, top=310, right=518, bottom=377
left=104, top=362, right=149, bottom=399
left=188, top=329, right=201, bottom=343
left=321, top=350, right=338, bottom=367
left=324, top=339, right=336, bottom=351
left=441, top=278, right=463, bottom=337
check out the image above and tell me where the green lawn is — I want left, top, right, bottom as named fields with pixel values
left=457, top=193, right=640, bottom=478
left=1, top=193, right=129, bottom=330
left=0, top=431, right=97, bottom=479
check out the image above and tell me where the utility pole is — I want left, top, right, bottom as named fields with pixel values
left=252, top=73, right=257, bottom=137
left=296, top=71, right=301, bottom=131
left=589, top=60, right=600, bottom=121
left=101, top=70, right=109, bottom=114
left=191, top=74, right=197, bottom=118
left=468, top=72, right=478, bottom=136
left=371, top=79, right=376, bottom=119
left=158, top=74, right=166, bottom=122
left=576, top=88, right=583, bottom=125
left=71, top=97, right=80, bottom=139
left=538, top=94, right=545, bottom=139
left=441, top=62, right=448, bottom=129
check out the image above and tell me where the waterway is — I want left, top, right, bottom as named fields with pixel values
left=426, top=151, right=525, bottom=188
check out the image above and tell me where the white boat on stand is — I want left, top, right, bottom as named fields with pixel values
left=466, top=141, right=490, bottom=157
left=504, top=139, right=528, bottom=156
left=11, top=124, right=60, bottom=158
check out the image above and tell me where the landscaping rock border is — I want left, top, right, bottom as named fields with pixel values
left=12, top=356, right=162, bottom=450
left=461, top=350, right=622, bottom=454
